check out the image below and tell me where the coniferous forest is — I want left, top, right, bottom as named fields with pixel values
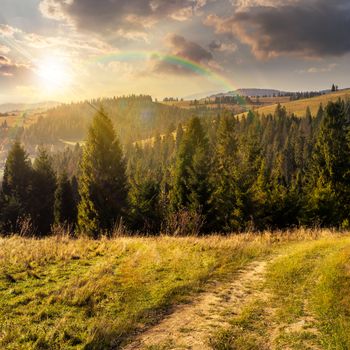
left=1, top=98, right=350, bottom=237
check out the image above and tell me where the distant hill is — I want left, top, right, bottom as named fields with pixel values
left=21, top=96, right=203, bottom=147
left=238, top=88, right=350, bottom=118
left=210, top=88, right=290, bottom=98
left=182, top=91, right=220, bottom=100
left=0, top=101, right=60, bottom=113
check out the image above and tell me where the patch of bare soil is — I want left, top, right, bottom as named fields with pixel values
left=123, top=260, right=269, bottom=350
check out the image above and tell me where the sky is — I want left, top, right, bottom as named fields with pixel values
left=0, top=0, right=349, bottom=103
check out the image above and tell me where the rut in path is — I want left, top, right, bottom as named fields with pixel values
left=123, top=259, right=270, bottom=350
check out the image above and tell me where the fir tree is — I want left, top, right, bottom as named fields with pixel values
left=31, top=147, right=57, bottom=235
left=306, top=101, right=350, bottom=227
left=210, top=116, right=243, bottom=232
left=171, top=117, right=212, bottom=221
left=249, top=159, right=270, bottom=229
left=175, top=123, right=184, bottom=150
left=0, top=141, right=32, bottom=233
left=54, top=172, right=77, bottom=228
left=78, top=108, right=128, bottom=237
left=129, top=166, right=161, bottom=233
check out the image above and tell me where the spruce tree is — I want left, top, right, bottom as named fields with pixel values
left=175, top=123, right=184, bottom=150
left=31, top=147, right=57, bottom=235
left=0, top=141, right=32, bottom=233
left=129, top=166, right=161, bottom=233
left=210, top=116, right=243, bottom=232
left=54, top=172, right=77, bottom=228
left=249, top=159, right=270, bottom=229
left=307, top=101, right=350, bottom=226
left=171, top=117, right=212, bottom=221
left=78, top=108, right=128, bottom=237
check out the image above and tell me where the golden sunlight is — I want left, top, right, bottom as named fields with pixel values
left=36, top=57, right=72, bottom=91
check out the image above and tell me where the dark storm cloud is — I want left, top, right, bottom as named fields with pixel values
left=152, top=34, right=213, bottom=75
left=205, top=0, right=350, bottom=59
left=40, top=0, right=205, bottom=35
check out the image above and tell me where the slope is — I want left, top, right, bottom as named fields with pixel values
left=239, top=89, right=350, bottom=118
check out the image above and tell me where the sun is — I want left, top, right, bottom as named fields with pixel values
left=36, top=57, right=72, bottom=91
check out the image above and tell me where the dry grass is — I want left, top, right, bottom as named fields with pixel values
left=237, top=89, right=350, bottom=118
left=0, top=110, right=45, bottom=129
left=209, top=232, right=350, bottom=350
left=0, top=229, right=343, bottom=349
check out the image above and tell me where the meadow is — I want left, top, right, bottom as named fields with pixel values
left=1, top=230, right=350, bottom=349
left=238, top=89, right=350, bottom=118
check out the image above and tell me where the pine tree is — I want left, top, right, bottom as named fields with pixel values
left=0, top=141, right=32, bottom=233
left=31, top=147, right=57, bottom=235
left=78, top=108, right=128, bottom=238
left=54, top=172, right=77, bottom=228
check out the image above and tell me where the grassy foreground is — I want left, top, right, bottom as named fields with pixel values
left=0, top=230, right=349, bottom=349
left=210, top=233, right=350, bottom=350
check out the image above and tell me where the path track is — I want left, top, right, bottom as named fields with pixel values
left=123, top=259, right=270, bottom=350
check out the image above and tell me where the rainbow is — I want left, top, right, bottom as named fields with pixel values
left=93, top=51, right=248, bottom=107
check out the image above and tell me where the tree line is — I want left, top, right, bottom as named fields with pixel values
left=21, top=95, right=198, bottom=147
left=1, top=99, right=350, bottom=237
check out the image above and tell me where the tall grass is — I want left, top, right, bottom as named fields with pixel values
left=205, top=231, right=350, bottom=350
left=265, top=234, right=350, bottom=349
left=0, top=229, right=339, bottom=349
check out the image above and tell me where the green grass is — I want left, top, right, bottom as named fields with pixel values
left=209, top=233, right=350, bottom=350
left=267, top=236, right=350, bottom=349
left=2, top=231, right=349, bottom=350
left=209, top=301, right=269, bottom=350
left=0, top=234, right=275, bottom=349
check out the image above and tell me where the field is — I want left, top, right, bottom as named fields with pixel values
left=0, top=110, right=45, bottom=129
left=161, top=90, right=350, bottom=119
left=1, top=230, right=350, bottom=349
left=239, top=89, right=350, bottom=118
left=160, top=96, right=289, bottom=114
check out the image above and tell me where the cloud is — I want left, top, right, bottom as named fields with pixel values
left=296, top=63, right=337, bottom=74
left=0, top=23, right=112, bottom=58
left=209, top=40, right=237, bottom=52
left=167, top=34, right=213, bottom=62
left=39, top=0, right=206, bottom=36
left=205, top=0, right=350, bottom=59
left=0, top=56, right=9, bottom=63
left=0, top=24, right=20, bottom=36
left=0, top=56, right=32, bottom=87
left=0, top=45, right=10, bottom=54
left=152, top=34, right=213, bottom=75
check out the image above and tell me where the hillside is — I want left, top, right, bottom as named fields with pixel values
left=20, top=96, right=201, bottom=148
left=239, top=88, right=350, bottom=117
left=1, top=230, right=350, bottom=349
left=210, top=88, right=290, bottom=98
left=0, top=101, right=60, bottom=114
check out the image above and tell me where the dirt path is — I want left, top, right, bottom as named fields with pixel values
left=123, top=259, right=270, bottom=350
